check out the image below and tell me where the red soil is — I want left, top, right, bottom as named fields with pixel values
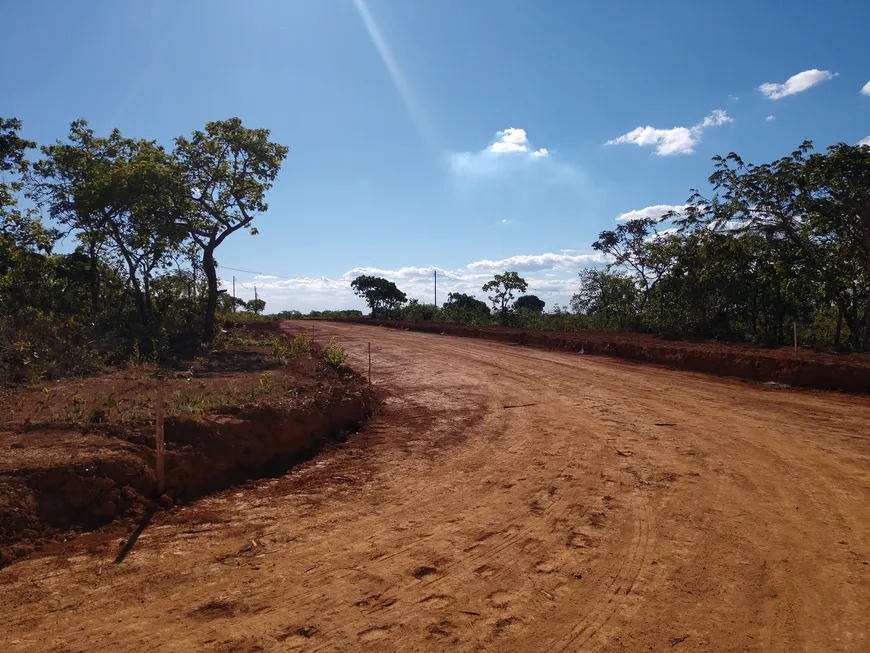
left=349, top=319, right=870, bottom=393
left=0, top=332, right=372, bottom=566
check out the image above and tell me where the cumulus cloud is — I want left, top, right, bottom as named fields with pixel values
left=466, top=252, right=606, bottom=273
left=766, top=115, right=776, bottom=122
left=487, top=128, right=548, bottom=157
left=759, top=69, right=837, bottom=99
left=615, top=204, right=687, bottom=222
left=862, top=81, right=870, bottom=96
left=343, top=266, right=468, bottom=281
left=449, top=128, right=557, bottom=177
left=859, top=136, right=870, bottom=147
left=605, top=109, right=732, bottom=156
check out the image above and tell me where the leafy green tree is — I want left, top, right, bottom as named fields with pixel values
left=218, top=294, right=246, bottom=313
left=515, top=294, right=545, bottom=313
left=0, top=117, right=59, bottom=316
left=246, top=298, right=266, bottom=315
left=593, top=218, right=675, bottom=328
left=442, top=292, right=491, bottom=324
left=482, top=271, right=528, bottom=324
left=403, top=299, right=440, bottom=321
left=36, top=120, right=191, bottom=323
left=350, top=275, right=407, bottom=316
left=571, top=268, right=638, bottom=330
left=174, top=118, right=289, bottom=342
left=803, top=142, right=870, bottom=348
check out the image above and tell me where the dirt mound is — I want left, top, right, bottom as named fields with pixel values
left=0, top=331, right=373, bottom=567
left=342, top=319, right=870, bottom=393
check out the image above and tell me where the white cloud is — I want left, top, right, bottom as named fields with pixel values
left=859, top=136, right=870, bottom=147
left=487, top=128, right=549, bottom=157
left=466, top=252, right=606, bottom=273
left=862, top=81, right=870, bottom=96
left=616, top=204, right=687, bottom=222
left=605, top=109, right=732, bottom=156
left=728, top=94, right=739, bottom=102
left=765, top=115, right=776, bottom=122
left=759, top=69, right=837, bottom=100
left=699, top=110, right=732, bottom=128
left=343, top=266, right=466, bottom=281
left=501, top=218, right=512, bottom=224
left=449, top=128, right=557, bottom=177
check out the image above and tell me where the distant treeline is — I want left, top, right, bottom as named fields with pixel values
left=346, top=141, right=870, bottom=352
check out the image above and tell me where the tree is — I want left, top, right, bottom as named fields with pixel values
left=246, top=298, right=266, bottom=315
left=482, top=271, right=528, bottom=324
left=218, top=293, right=246, bottom=313
left=803, top=142, right=870, bottom=348
left=571, top=268, right=637, bottom=329
left=404, top=299, right=440, bottom=321
left=350, top=275, right=407, bottom=316
left=593, top=218, right=675, bottom=328
left=36, top=121, right=191, bottom=324
left=442, top=292, right=491, bottom=324
left=1, top=117, right=58, bottom=315
left=515, top=294, right=545, bottom=313
left=174, top=118, right=289, bottom=342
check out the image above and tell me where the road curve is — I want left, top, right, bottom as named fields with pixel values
left=2, top=322, right=869, bottom=652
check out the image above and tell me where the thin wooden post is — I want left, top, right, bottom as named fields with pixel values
left=794, top=321, right=798, bottom=358
left=368, top=342, right=372, bottom=385
left=156, top=375, right=165, bottom=495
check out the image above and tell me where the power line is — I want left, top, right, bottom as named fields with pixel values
left=219, top=265, right=287, bottom=278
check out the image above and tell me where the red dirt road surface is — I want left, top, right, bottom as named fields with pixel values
left=2, top=322, right=870, bottom=652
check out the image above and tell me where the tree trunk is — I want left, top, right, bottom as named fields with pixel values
left=143, top=273, right=153, bottom=322
left=864, top=250, right=870, bottom=351
left=130, top=276, right=148, bottom=327
left=88, top=238, right=99, bottom=314
left=835, top=302, right=843, bottom=352
left=202, top=244, right=219, bottom=344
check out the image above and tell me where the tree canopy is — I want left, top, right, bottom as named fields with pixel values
left=515, top=294, right=545, bottom=313
left=350, top=275, right=408, bottom=316
left=482, top=271, right=528, bottom=323
left=174, top=118, right=289, bottom=342
left=0, top=115, right=289, bottom=383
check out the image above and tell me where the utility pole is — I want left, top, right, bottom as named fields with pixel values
left=434, top=270, right=437, bottom=307
left=254, top=286, right=258, bottom=303
left=232, top=276, right=236, bottom=312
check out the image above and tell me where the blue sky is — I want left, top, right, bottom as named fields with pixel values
left=3, top=0, right=869, bottom=311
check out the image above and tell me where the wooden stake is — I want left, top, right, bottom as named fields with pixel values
left=368, top=342, right=372, bottom=385
left=156, top=375, right=165, bottom=495
left=794, top=321, right=798, bottom=358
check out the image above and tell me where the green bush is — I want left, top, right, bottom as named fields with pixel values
left=322, top=337, right=348, bottom=369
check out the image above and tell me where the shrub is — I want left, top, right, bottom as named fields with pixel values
left=322, top=338, right=348, bottom=369
left=289, top=330, right=313, bottom=358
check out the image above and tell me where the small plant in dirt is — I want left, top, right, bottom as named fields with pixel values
left=258, top=371, right=275, bottom=394
left=322, top=338, right=348, bottom=370
left=289, top=330, right=313, bottom=358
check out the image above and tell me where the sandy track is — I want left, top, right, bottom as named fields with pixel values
left=2, top=322, right=869, bottom=652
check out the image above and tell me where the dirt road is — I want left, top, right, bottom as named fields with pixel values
left=3, top=323, right=869, bottom=652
